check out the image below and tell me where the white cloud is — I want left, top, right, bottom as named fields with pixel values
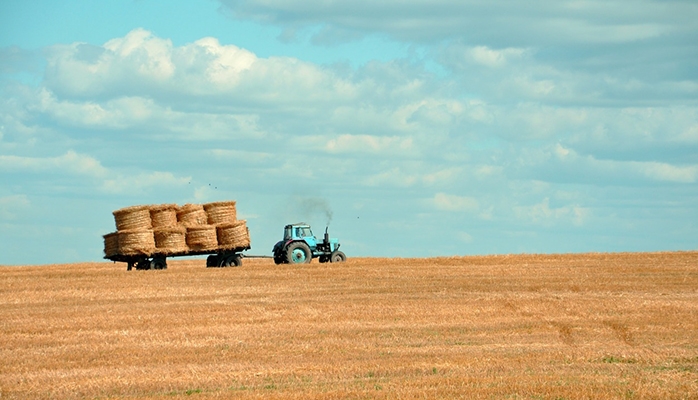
left=363, top=167, right=418, bottom=188
left=470, top=46, right=527, bottom=68
left=101, top=171, right=190, bottom=194
left=432, top=192, right=479, bottom=212
left=0, top=150, right=107, bottom=178
left=520, top=144, right=698, bottom=185
left=217, top=0, right=698, bottom=58
left=514, top=197, right=589, bottom=226
left=322, top=134, right=413, bottom=154
left=0, top=194, right=30, bottom=220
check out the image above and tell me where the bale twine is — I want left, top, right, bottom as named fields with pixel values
left=113, top=205, right=152, bottom=231
left=176, top=204, right=208, bottom=227
left=117, top=229, right=155, bottom=256
left=150, top=204, right=178, bottom=229
left=154, top=226, right=188, bottom=255
left=203, top=201, right=237, bottom=225
left=186, top=225, right=218, bottom=251
left=216, top=220, right=250, bottom=249
left=103, top=232, right=119, bottom=257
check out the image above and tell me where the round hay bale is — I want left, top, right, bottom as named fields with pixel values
left=176, top=204, right=208, bottom=227
left=150, top=204, right=178, bottom=229
left=113, top=205, right=152, bottom=231
left=117, top=229, right=155, bottom=256
left=103, top=232, right=119, bottom=257
left=154, top=226, right=188, bottom=255
left=186, top=225, right=218, bottom=251
left=216, top=220, right=250, bottom=249
left=203, top=201, right=237, bottom=225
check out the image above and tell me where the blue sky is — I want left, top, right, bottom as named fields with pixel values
left=1, top=0, right=696, bottom=265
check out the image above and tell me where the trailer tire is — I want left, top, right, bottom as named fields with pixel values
left=330, top=251, right=346, bottom=263
left=206, top=255, right=219, bottom=268
left=220, top=254, right=241, bottom=267
left=150, top=257, right=167, bottom=270
left=286, top=242, right=311, bottom=264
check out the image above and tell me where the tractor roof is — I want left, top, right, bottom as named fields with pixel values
left=286, top=223, right=310, bottom=228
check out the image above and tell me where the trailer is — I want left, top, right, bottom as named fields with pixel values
left=104, top=201, right=252, bottom=271
left=105, top=245, right=250, bottom=271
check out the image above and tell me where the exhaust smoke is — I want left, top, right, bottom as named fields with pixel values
left=290, top=196, right=333, bottom=226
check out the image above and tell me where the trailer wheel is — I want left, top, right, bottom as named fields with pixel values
left=135, top=259, right=150, bottom=270
left=150, top=257, right=167, bottom=270
left=206, top=255, right=219, bottom=268
left=330, top=251, right=346, bottom=263
left=219, top=254, right=241, bottom=267
left=286, top=242, right=311, bottom=264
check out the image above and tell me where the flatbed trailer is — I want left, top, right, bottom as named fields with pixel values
left=105, top=245, right=250, bottom=271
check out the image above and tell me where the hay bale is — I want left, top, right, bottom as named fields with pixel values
left=203, top=201, right=237, bottom=225
left=216, top=220, right=250, bottom=249
left=154, top=226, right=188, bottom=255
left=150, top=204, right=178, bottom=229
left=186, top=225, right=218, bottom=251
left=176, top=204, right=207, bottom=227
left=113, top=205, right=152, bottom=231
left=117, top=229, right=155, bottom=256
left=103, top=232, right=119, bottom=257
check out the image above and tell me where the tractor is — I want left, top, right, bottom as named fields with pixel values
left=273, top=223, right=346, bottom=264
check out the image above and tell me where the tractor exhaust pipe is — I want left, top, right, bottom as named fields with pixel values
left=324, top=226, right=330, bottom=245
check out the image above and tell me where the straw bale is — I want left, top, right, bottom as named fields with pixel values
left=117, top=229, right=155, bottom=256
left=113, top=205, right=152, bottom=231
left=154, top=226, right=188, bottom=255
left=103, top=232, right=119, bottom=257
left=203, top=201, right=237, bottom=225
left=216, top=220, right=250, bottom=249
left=186, top=226, right=218, bottom=251
left=150, top=204, right=178, bottom=229
left=176, top=204, right=208, bottom=227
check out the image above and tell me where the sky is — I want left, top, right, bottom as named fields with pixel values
left=1, top=0, right=697, bottom=265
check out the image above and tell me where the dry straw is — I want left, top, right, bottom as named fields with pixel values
left=150, top=204, right=178, bottom=229
left=176, top=204, right=208, bottom=227
left=103, top=232, right=119, bottom=257
left=216, top=220, right=250, bottom=249
left=113, top=205, right=152, bottom=231
left=203, top=201, right=237, bottom=225
left=154, top=227, right=188, bottom=255
left=117, top=229, right=155, bottom=256
left=186, top=225, right=218, bottom=251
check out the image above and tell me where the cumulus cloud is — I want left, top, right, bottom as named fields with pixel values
left=517, top=144, right=698, bottom=185
left=514, top=197, right=589, bottom=227
left=0, top=150, right=107, bottom=178
left=101, top=171, right=190, bottom=194
left=0, top=194, right=30, bottom=220
left=432, top=192, right=479, bottom=212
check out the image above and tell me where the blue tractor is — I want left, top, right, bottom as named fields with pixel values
left=272, top=223, right=346, bottom=264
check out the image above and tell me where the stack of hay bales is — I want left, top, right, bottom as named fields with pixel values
left=103, top=200, right=250, bottom=258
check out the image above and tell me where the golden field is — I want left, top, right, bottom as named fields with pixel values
left=1, top=252, right=697, bottom=399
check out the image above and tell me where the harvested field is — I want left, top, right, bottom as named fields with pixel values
left=1, top=252, right=697, bottom=399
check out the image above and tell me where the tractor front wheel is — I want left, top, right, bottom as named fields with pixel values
left=330, top=251, right=346, bottom=263
left=286, top=242, right=312, bottom=264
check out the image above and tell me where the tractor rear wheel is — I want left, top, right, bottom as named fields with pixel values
left=330, top=251, right=346, bottom=263
left=286, top=242, right=312, bottom=264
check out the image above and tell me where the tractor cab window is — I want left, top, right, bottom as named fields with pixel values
left=284, top=227, right=293, bottom=240
left=299, top=227, right=313, bottom=238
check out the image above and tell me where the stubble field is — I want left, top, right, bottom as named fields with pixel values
left=1, top=252, right=697, bottom=399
